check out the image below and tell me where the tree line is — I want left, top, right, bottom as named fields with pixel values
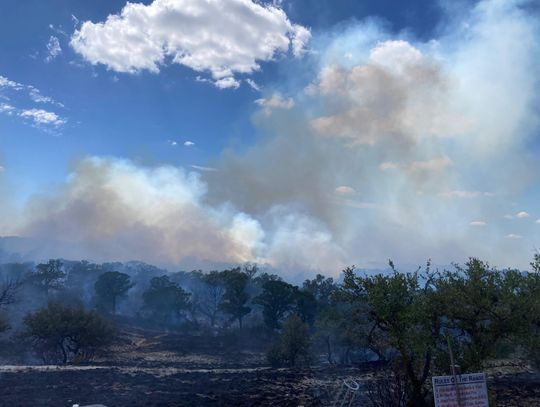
left=0, top=256, right=539, bottom=406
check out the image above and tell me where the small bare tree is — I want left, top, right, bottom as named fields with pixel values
left=0, top=279, right=21, bottom=308
left=0, top=279, right=22, bottom=333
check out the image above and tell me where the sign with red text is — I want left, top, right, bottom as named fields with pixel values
left=432, top=373, right=489, bottom=407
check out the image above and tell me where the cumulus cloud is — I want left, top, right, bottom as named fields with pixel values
left=70, top=0, right=310, bottom=88
left=470, top=221, right=487, bottom=227
left=516, top=211, right=530, bottom=218
left=214, top=77, right=240, bottom=90
left=184, top=141, right=195, bottom=147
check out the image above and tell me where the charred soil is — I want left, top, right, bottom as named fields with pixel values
left=0, top=327, right=538, bottom=406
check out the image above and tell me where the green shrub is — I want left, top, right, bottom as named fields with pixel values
left=266, top=314, right=311, bottom=367
left=24, top=302, right=114, bottom=364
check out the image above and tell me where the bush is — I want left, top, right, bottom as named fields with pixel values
left=24, top=302, right=114, bottom=364
left=266, top=342, right=285, bottom=367
left=266, top=314, right=311, bottom=367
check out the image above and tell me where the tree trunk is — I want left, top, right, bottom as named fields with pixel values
left=60, top=340, right=68, bottom=364
left=326, top=336, right=333, bottom=364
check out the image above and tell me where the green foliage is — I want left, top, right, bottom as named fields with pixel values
left=303, top=274, right=336, bottom=307
left=94, top=271, right=134, bottom=314
left=65, top=261, right=102, bottom=297
left=0, top=278, right=21, bottom=307
left=254, top=280, right=296, bottom=330
left=265, top=314, right=310, bottom=367
left=314, top=297, right=368, bottom=364
left=219, top=268, right=251, bottom=328
left=24, top=302, right=113, bottom=364
left=342, top=262, right=443, bottom=406
left=341, top=258, right=540, bottom=406
left=31, top=259, right=65, bottom=298
left=438, top=258, right=540, bottom=371
left=294, top=289, right=317, bottom=326
left=142, top=275, right=191, bottom=323
left=531, top=252, right=540, bottom=273
left=266, top=341, right=285, bottom=367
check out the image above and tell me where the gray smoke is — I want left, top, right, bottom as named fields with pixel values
left=6, top=0, right=540, bottom=275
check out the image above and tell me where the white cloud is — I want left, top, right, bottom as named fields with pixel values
left=469, top=221, right=487, bottom=226
left=246, top=78, right=261, bottom=92
left=536, top=219, right=540, bottom=224
left=409, top=156, right=453, bottom=172
left=506, top=234, right=522, bottom=239
left=439, top=190, right=495, bottom=199
left=255, top=92, right=294, bottom=115
left=214, top=77, right=240, bottom=90
left=19, top=108, right=66, bottom=127
left=0, top=76, right=66, bottom=130
left=191, top=165, right=218, bottom=172
left=45, top=36, right=62, bottom=63
left=290, top=24, right=311, bottom=57
left=0, top=103, right=15, bottom=115
left=70, top=0, right=310, bottom=87
left=0, top=74, right=63, bottom=107
left=335, top=186, right=356, bottom=195
left=516, top=211, right=530, bottom=218
left=0, top=75, right=23, bottom=90
left=184, top=141, right=195, bottom=147
left=379, top=161, right=400, bottom=171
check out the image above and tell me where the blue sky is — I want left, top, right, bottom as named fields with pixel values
left=1, top=0, right=540, bottom=275
left=0, top=0, right=451, bottom=198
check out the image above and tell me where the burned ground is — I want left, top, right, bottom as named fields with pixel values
left=0, top=327, right=538, bottom=406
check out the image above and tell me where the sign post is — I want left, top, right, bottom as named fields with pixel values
left=432, top=373, right=489, bottom=407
